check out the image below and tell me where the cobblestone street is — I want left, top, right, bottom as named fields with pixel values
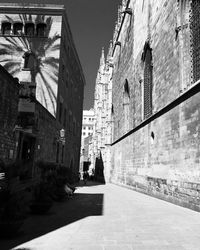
left=1, top=182, right=200, bottom=250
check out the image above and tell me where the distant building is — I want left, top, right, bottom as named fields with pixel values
left=81, top=109, right=95, bottom=147
left=90, top=46, right=113, bottom=183
left=80, top=109, right=95, bottom=173
left=0, top=3, right=85, bottom=182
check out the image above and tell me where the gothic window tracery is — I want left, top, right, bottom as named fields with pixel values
left=142, top=42, right=153, bottom=119
left=123, top=79, right=130, bottom=132
left=190, top=0, right=200, bottom=83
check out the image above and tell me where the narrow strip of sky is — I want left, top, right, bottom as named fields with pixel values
left=66, top=0, right=122, bottom=109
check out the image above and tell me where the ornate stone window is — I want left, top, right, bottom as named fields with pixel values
left=25, top=23, right=34, bottom=36
left=142, top=42, right=153, bottom=119
left=13, top=22, right=23, bottom=35
left=36, top=23, right=46, bottom=37
left=2, top=22, right=11, bottom=35
left=190, top=0, right=200, bottom=83
left=123, top=79, right=130, bottom=132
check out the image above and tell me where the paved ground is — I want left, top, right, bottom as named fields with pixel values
left=1, top=181, right=200, bottom=250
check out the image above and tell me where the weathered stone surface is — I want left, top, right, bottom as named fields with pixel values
left=110, top=0, right=200, bottom=211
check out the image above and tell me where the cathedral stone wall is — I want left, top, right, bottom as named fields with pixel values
left=110, top=0, right=200, bottom=211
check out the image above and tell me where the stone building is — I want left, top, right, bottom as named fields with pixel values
left=79, top=109, right=95, bottom=173
left=0, top=65, right=19, bottom=162
left=0, top=3, right=85, bottom=181
left=90, top=46, right=113, bottom=183
left=93, top=0, right=200, bottom=211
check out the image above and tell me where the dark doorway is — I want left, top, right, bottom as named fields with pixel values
left=18, top=133, right=36, bottom=179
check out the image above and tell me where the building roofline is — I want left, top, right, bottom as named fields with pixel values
left=0, top=3, right=65, bottom=15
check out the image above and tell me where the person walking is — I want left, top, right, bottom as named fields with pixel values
left=83, top=171, right=88, bottom=185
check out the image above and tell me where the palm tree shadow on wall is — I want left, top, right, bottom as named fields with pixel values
left=94, top=151, right=105, bottom=184
left=0, top=192, right=104, bottom=250
left=0, top=14, right=60, bottom=116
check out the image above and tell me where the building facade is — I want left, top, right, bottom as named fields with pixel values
left=80, top=109, right=95, bottom=173
left=0, top=65, right=19, bottom=162
left=0, top=3, right=85, bottom=181
left=90, top=46, right=113, bottom=183
left=92, top=0, right=200, bottom=211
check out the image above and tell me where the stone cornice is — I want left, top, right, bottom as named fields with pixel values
left=0, top=4, right=65, bottom=16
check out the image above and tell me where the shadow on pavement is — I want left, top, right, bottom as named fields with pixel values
left=0, top=192, right=104, bottom=250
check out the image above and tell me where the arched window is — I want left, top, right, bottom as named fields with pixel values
left=25, top=23, right=34, bottom=36
left=2, top=22, right=11, bottom=35
left=36, top=23, right=46, bottom=37
left=123, top=79, right=130, bottom=132
left=142, top=42, right=153, bottom=119
left=190, top=0, right=200, bottom=83
left=23, top=51, right=35, bottom=69
left=13, top=22, right=23, bottom=35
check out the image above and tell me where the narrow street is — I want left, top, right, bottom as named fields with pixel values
left=1, top=182, right=200, bottom=250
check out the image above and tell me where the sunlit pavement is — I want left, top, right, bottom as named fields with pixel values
left=2, top=182, right=200, bottom=250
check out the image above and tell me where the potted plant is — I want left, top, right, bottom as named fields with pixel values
left=29, top=180, right=53, bottom=214
left=0, top=160, right=27, bottom=237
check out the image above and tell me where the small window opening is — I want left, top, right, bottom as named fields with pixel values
left=111, top=104, right=114, bottom=114
left=23, top=51, right=35, bottom=69
left=151, top=131, right=155, bottom=140
left=36, top=23, right=46, bottom=37
left=13, top=22, right=23, bottom=35
left=25, top=23, right=34, bottom=36
left=2, top=22, right=11, bottom=35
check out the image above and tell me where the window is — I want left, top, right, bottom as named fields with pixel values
left=36, top=23, right=46, bottom=37
left=83, top=126, right=86, bottom=130
left=61, top=145, right=64, bottom=163
left=23, top=51, right=35, bottom=69
left=83, top=132, right=85, bottom=136
left=73, top=121, right=76, bottom=135
left=2, top=22, right=11, bottom=35
left=64, top=108, right=66, bottom=128
left=190, top=0, right=200, bottom=83
left=142, top=42, right=153, bottom=119
left=123, top=79, right=130, bottom=132
left=25, top=23, right=34, bottom=36
left=56, top=142, right=59, bottom=163
left=13, top=22, right=23, bottom=35
left=66, top=72, right=69, bottom=88
left=59, top=102, right=63, bottom=123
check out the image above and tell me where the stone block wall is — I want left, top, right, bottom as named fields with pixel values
left=111, top=89, right=200, bottom=211
left=110, top=0, right=200, bottom=211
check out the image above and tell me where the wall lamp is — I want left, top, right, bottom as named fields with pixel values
left=122, top=8, right=133, bottom=15
left=115, top=41, right=121, bottom=46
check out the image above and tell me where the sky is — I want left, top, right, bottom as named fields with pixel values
left=0, top=0, right=122, bottom=109
left=65, top=0, right=122, bottom=110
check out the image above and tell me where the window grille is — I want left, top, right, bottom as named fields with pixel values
left=143, top=44, right=153, bottom=119
left=190, top=0, right=200, bottom=83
